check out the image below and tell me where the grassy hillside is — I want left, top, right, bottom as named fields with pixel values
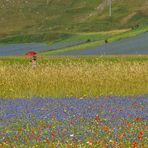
left=0, top=0, right=148, bottom=43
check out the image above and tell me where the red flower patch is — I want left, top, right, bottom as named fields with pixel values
left=95, top=116, right=100, bottom=121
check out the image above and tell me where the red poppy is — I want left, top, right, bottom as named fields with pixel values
left=118, top=135, right=121, bottom=139
left=132, top=141, right=138, bottom=147
left=95, top=116, right=100, bottom=121
left=114, top=141, right=117, bottom=144
left=139, top=131, right=143, bottom=135
left=138, top=135, right=142, bottom=139
left=136, top=117, right=140, bottom=121
left=50, top=131, right=55, bottom=137
left=127, top=123, right=132, bottom=127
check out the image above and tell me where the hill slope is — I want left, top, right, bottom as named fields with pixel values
left=53, top=32, right=148, bottom=55
left=0, top=0, right=148, bottom=43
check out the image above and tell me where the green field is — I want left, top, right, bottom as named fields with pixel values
left=1, top=56, right=148, bottom=98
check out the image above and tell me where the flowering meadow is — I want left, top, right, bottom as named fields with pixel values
left=0, top=96, right=148, bottom=147
left=0, top=56, right=148, bottom=147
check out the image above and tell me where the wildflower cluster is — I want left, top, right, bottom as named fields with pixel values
left=0, top=96, right=147, bottom=147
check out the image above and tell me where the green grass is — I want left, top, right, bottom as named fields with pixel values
left=0, top=0, right=147, bottom=43
left=0, top=32, right=72, bottom=44
left=0, top=56, right=148, bottom=98
left=1, top=55, right=148, bottom=65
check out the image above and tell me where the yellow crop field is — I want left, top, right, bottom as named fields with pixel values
left=0, top=56, right=148, bottom=98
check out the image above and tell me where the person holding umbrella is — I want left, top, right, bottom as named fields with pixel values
left=25, top=51, right=37, bottom=68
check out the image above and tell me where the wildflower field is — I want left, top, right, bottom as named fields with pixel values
left=1, top=96, right=148, bottom=147
left=0, top=56, right=148, bottom=147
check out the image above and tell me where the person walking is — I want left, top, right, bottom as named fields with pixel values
left=31, top=58, right=37, bottom=68
left=25, top=51, right=37, bottom=68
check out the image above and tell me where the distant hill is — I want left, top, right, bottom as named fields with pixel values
left=0, top=0, right=148, bottom=43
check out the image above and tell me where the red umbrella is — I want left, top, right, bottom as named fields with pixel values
left=25, top=51, right=37, bottom=56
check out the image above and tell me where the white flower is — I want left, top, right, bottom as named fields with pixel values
left=70, top=134, right=74, bottom=137
left=109, top=140, right=113, bottom=143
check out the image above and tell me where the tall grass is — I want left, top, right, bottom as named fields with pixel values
left=0, top=57, right=148, bottom=98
